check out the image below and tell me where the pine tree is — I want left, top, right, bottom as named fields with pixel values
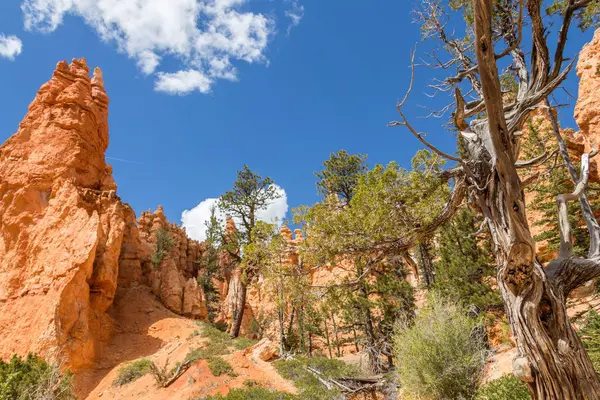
left=218, top=165, right=281, bottom=338
left=432, top=208, right=502, bottom=311
left=196, top=205, right=223, bottom=322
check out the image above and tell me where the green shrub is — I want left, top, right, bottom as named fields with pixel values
left=393, top=296, right=487, bottom=400
left=0, top=354, right=75, bottom=399
left=274, top=357, right=357, bottom=400
left=243, top=379, right=261, bottom=388
left=207, top=357, right=236, bottom=377
left=197, top=322, right=232, bottom=343
left=148, top=359, right=170, bottom=386
left=184, top=342, right=229, bottom=364
left=113, top=358, right=153, bottom=386
left=579, top=309, right=600, bottom=372
left=188, top=330, right=201, bottom=340
left=151, top=228, right=174, bottom=268
left=233, top=337, right=258, bottom=350
left=475, top=375, right=530, bottom=400
left=201, top=387, right=296, bottom=399
left=213, top=321, right=229, bottom=332
left=192, top=322, right=257, bottom=354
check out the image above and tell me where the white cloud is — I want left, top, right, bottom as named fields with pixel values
left=181, top=184, right=288, bottom=241
left=20, top=0, right=282, bottom=94
left=155, top=69, right=212, bottom=94
left=285, top=0, right=304, bottom=34
left=0, top=34, right=23, bottom=60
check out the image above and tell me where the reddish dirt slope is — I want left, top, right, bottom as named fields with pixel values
left=75, top=284, right=295, bottom=399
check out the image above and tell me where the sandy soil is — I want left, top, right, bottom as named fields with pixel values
left=75, top=284, right=295, bottom=400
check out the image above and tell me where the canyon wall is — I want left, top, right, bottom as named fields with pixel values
left=0, top=59, right=208, bottom=371
left=0, top=59, right=125, bottom=370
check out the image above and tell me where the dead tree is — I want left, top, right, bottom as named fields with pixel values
left=387, top=0, right=600, bottom=397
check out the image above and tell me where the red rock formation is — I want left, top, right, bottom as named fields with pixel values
left=137, top=207, right=207, bottom=319
left=0, top=59, right=210, bottom=371
left=575, top=28, right=600, bottom=181
left=0, top=59, right=126, bottom=370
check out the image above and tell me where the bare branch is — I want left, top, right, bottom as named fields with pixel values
left=547, top=256, right=600, bottom=298
left=550, top=0, right=593, bottom=81
left=389, top=47, right=462, bottom=163
left=557, top=152, right=591, bottom=258
left=402, top=250, right=420, bottom=283
left=515, top=150, right=557, bottom=168
left=495, top=0, right=524, bottom=60
left=545, top=99, right=600, bottom=258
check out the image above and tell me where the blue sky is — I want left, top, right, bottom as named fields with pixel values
left=0, top=0, right=596, bottom=240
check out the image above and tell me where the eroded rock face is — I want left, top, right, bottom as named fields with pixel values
left=0, top=59, right=211, bottom=371
left=0, top=59, right=126, bottom=370
left=137, top=207, right=207, bottom=319
left=575, top=28, right=600, bottom=182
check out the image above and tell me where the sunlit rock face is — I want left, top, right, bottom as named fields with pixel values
left=137, top=206, right=207, bottom=319
left=0, top=59, right=208, bottom=370
left=575, top=28, right=600, bottom=183
left=0, top=59, right=126, bottom=370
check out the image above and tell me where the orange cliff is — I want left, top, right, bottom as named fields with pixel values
left=574, top=28, right=600, bottom=181
left=521, top=28, right=600, bottom=264
left=0, top=59, right=208, bottom=371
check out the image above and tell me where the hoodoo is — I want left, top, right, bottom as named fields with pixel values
left=0, top=59, right=208, bottom=371
left=0, top=59, right=127, bottom=370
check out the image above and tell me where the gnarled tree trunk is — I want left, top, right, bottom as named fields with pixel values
left=469, top=1, right=600, bottom=397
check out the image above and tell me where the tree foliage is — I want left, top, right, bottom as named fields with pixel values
left=433, top=207, right=502, bottom=311
left=297, top=150, right=449, bottom=265
left=151, top=228, right=174, bottom=268
left=218, top=164, right=281, bottom=337
left=0, top=354, right=75, bottom=400
left=393, top=296, right=487, bottom=400
left=314, top=150, right=367, bottom=204
left=218, top=165, right=281, bottom=245
left=197, top=205, right=225, bottom=322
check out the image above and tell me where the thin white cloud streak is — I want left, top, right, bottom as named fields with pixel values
left=285, top=0, right=304, bottom=34
left=181, top=184, right=288, bottom=242
left=0, top=34, right=23, bottom=60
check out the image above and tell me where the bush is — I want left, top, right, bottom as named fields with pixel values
left=200, top=387, right=296, bottom=399
left=274, top=357, right=357, bottom=400
left=213, top=321, right=229, bottom=332
left=148, top=359, right=170, bottom=386
left=233, top=337, right=258, bottom=350
left=579, top=309, right=600, bottom=372
left=151, top=228, right=174, bottom=268
left=0, top=354, right=75, bottom=400
left=113, top=358, right=153, bottom=386
left=393, top=296, right=488, bottom=400
left=207, top=357, right=236, bottom=377
left=193, top=322, right=258, bottom=354
left=475, top=375, right=530, bottom=400
left=243, top=379, right=261, bottom=388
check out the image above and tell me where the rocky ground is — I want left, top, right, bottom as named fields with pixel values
left=75, top=284, right=296, bottom=399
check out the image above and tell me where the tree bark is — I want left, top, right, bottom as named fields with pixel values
left=324, top=320, right=333, bottom=359
left=417, top=241, right=435, bottom=287
left=470, top=1, right=600, bottom=397
left=278, top=290, right=287, bottom=355
left=352, top=325, right=360, bottom=353
left=229, top=278, right=247, bottom=339
left=331, top=311, right=342, bottom=357
left=287, top=305, right=296, bottom=339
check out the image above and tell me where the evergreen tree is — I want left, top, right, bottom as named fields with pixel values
left=314, top=150, right=368, bottom=204
left=326, top=257, right=415, bottom=373
left=197, top=205, right=224, bottom=322
left=218, top=165, right=281, bottom=338
left=432, top=207, right=502, bottom=311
